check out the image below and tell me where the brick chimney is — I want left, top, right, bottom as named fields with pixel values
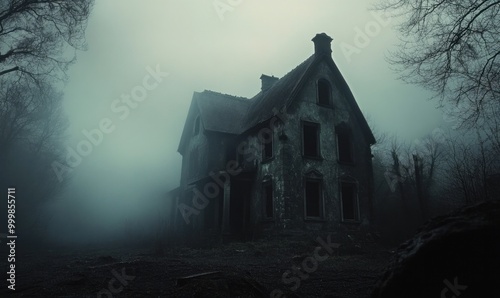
left=312, top=33, right=333, bottom=55
left=260, top=74, right=279, bottom=92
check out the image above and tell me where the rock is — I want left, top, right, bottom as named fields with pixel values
left=372, top=200, right=500, bottom=298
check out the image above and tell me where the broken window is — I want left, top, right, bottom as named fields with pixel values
left=317, top=79, right=331, bottom=106
left=303, top=122, right=320, bottom=158
left=263, top=181, right=274, bottom=219
left=341, top=181, right=359, bottom=221
left=262, top=132, right=273, bottom=160
left=337, top=133, right=353, bottom=163
left=305, top=179, right=322, bottom=218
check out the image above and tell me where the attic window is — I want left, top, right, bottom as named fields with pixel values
left=337, top=133, right=353, bottom=163
left=340, top=181, right=359, bottom=221
left=194, top=116, right=200, bottom=135
left=305, top=178, right=323, bottom=218
left=302, top=122, right=320, bottom=158
left=317, top=79, right=332, bottom=106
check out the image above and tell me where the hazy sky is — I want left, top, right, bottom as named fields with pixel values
left=54, top=0, right=445, bottom=242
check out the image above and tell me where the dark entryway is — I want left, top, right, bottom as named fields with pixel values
left=229, top=179, right=252, bottom=236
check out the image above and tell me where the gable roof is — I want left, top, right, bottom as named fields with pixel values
left=319, top=55, right=376, bottom=145
left=241, top=55, right=317, bottom=130
left=178, top=34, right=376, bottom=154
left=240, top=52, right=375, bottom=145
left=195, top=90, right=251, bottom=134
left=177, top=90, right=250, bottom=153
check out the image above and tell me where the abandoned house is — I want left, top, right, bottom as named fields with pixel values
left=168, top=33, right=376, bottom=239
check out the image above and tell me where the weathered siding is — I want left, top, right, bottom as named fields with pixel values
left=264, top=60, right=374, bottom=233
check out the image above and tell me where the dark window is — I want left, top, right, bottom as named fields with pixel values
left=318, top=79, right=331, bottom=106
left=341, top=182, right=359, bottom=221
left=303, top=122, right=320, bottom=158
left=337, top=133, right=353, bottom=163
left=305, top=179, right=322, bottom=218
left=263, top=182, right=274, bottom=218
left=194, top=116, right=200, bottom=135
left=262, top=133, right=273, bottom=160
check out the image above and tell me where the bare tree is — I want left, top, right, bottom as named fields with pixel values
left=443, top=130, right=500, bottom=204
left=0, top=0, right=93, bottom=82
left=483, top=106, right=500, bottom=157
left=0, top=82, right=69, bottom=242
left=0, top=80, right=66, bottom=154
left=0, top=0, right=91, bottom=155
left=0, top=0, right=94, bottom=244
left=376, top=0, right=500, bottom=126
left=379, top=135, right=445, bottom=219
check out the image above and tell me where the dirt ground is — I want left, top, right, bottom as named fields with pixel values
left=1, top=239, right=392, bottom=298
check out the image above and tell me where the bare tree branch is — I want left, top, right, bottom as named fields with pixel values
left=0, top=65, right=18, bottom=76
left=375, top=0, right=500, bottom=127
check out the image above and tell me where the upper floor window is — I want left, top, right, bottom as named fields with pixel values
left=262, top=132, right=273, bottom=161
left=194, top=116, right=200, bottom=135
left=337, top=132, right=353, bottom=163
left=302, top=121, right=320, bottom=158
left=317, top=79, right=332, bottom=106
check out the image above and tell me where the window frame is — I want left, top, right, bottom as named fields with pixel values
left=317, top=79, right=333, bottom=107
left=339, top=180, right=360, bottom=222
left=304, top=177, right=325, bottom=220
left=337, top=132, right=354, bottom=164
left=302, top=121, right=321, bottom=159
left=262, top=130, right=274, bottom=162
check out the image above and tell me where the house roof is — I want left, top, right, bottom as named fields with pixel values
left=241, top=55, right=316, bottom=130
left=195, top=90, right=251, bottom=134
left=177, top=90, right=251, bottom=153
left=178, top=34, right=376, bottom=154
left=239, top=52, right=375, bottom=145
